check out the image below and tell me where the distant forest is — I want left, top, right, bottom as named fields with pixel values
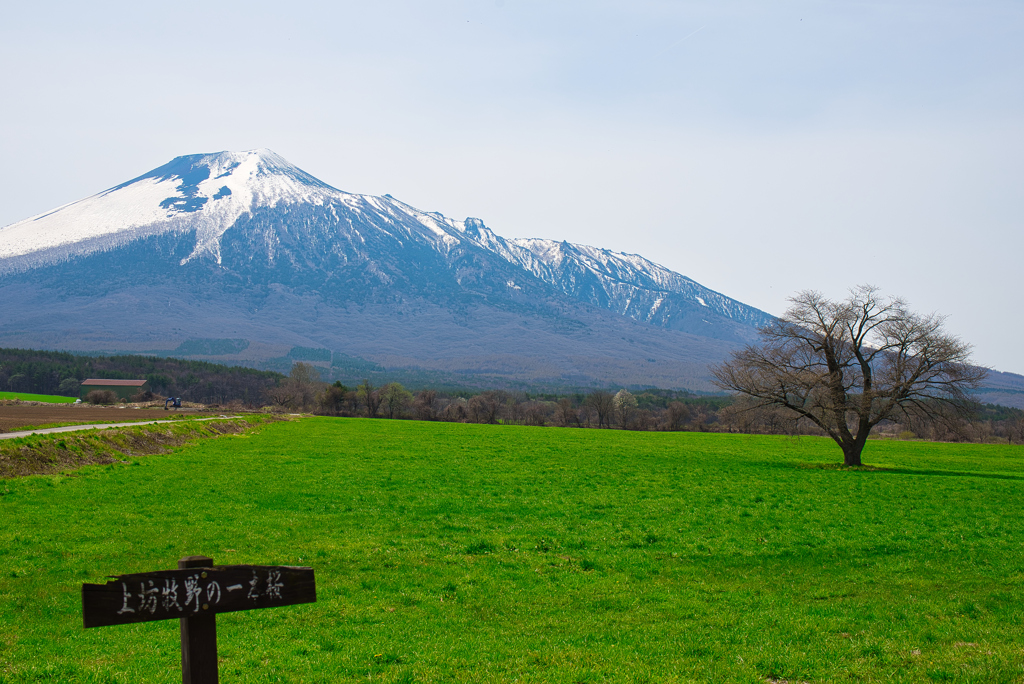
left=0, top=347, right=283, bottom=405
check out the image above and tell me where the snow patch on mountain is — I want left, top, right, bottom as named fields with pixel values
left=0, top=149, right=348, bottom=267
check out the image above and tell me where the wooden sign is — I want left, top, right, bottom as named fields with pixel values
left=82, top=556, right=316, bottom=684
left=83, top=561, right=315, bottom=627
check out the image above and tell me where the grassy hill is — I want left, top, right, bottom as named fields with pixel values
left=2, top=419, right=1023, bottom=682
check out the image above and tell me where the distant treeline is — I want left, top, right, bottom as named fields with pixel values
left=4, top=349, right=1022, bottom=444
left=266, top=364, right=1024, bottom=445
left=0, top=348, right=283, bottom=405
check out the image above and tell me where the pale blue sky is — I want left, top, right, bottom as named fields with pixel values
left=2, top=1, right=1022, bottom=371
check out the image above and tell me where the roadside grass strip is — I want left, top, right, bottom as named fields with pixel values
left=0, top=415, right=273, bottom=478
left=1, top=418, right=1023, bottom=682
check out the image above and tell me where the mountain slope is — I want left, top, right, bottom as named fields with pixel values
left=0, top=149, right=772, bottom=390
left=1, top=149, right=770, bottom=339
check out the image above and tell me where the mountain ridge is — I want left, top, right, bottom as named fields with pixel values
left=0, top=149, right=772, bottom=339
left=0, top=148, right=772, bottom=390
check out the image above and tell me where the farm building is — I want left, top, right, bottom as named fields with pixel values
left=79, top=379, right=151, bottom=401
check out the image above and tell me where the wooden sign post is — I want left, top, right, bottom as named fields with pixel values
left=82, top=556, right=316, bottom=684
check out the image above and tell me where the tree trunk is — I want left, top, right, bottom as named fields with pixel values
left=843, top=418, right=873, bottom=467
left=842, top=446, right=863, bottom=467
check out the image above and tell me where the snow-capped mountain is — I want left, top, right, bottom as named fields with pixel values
left=1, top=149, right=770, bottom=336
left=0, top=149, right=773, bottom=390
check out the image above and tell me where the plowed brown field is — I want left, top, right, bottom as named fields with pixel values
left=0, top=405, right=203, bottom=433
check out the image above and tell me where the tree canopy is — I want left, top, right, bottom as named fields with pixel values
left=711, top=286, right=986, bottom=465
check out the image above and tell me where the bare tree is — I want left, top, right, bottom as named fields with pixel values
left=666, top=402, right=690, bottom=431
left=444, top=397, right=468, bottom=422
left=468, top=392, right=501, bottom=424
left=1007, top=415, right=1024, bottom=445
left=586, top=390, right=615, bottom=428
left=718, top=397, right=805, bottom=436
left=289, top=362, right=323, bottom=410
left=265, top=385, right=296, bottom=409
left=712, top=286, right=986, bottom=466
left=503, top=392, right=527, bottom=425
left=265, top=362, right=323, bottom=411
left=414, top=389, right=438, bottom=421
left=524, top=402, right=548, bottom=426
left=555, top=398, right=577, bottom=427
left=578, top=402, right=595, bottom=428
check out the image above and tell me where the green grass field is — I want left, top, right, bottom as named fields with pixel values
left=0, top=391, right=77, bottom=403
left=2, top=418, right=1023, bottom=683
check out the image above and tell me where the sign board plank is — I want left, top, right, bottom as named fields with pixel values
left=82, top=565, right=315, bottom=628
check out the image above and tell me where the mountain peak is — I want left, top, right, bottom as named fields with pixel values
left=116, top=148, right=338, bottom=196
left=0, top=149, right=345, bottom=267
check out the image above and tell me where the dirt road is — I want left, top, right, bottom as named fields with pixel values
left=0, top=415, right=240, bottom=440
